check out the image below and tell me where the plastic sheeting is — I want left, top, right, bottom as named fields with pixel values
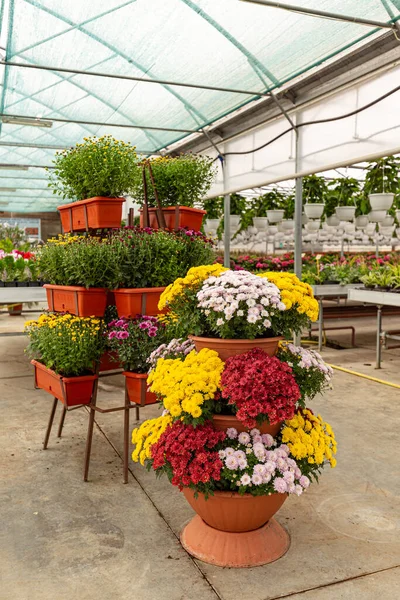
left=0, top=0, right=399, bottom=211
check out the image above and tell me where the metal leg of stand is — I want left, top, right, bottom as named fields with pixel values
left=83, top=380, right=98, bottom=482
left=43, top=397, right=58, bottom=450
left=57, top=406, right=67, bottom=438
left=123, top=387, right=130, bottom=484
left=318, top=297, right=324, bottom=352
left=376, top=305, right=383, bottom=369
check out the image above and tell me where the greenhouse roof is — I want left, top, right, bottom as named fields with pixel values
left=0, top=0, right=399, bottom=212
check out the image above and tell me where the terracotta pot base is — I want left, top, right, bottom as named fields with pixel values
left=180, top=515, right=290, bottom=568
left=189, top=335, right=283, bottom=361
left=212, top=414, right=282, bottom=436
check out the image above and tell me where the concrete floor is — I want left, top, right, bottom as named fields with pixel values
left=1, top=309, right=400, bottom=600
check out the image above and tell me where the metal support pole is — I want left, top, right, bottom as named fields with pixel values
left=376, top=305, right=383, bottom=369
left=294, top=126, right=302, bottom=346
left=318, top=297, right=324, bottom=352
left=222, top=157, right=231, bottom=268
left=376, top=237, right=379, bottom=259
left=341, top=237, right=345, bottom=259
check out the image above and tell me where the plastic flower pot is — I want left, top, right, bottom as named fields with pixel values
left=204, top=218, right=220, bottom=233
left=335, top=206, right=356, bottom=221
left=180, top=489, right=289, bottom=568
left=281, top=219, right=294, bottom=231
left=8, top=303, right=23, bottom=316
left=58, top=197, right=125, bottom=232
left=368, top=193, right=394, bottom=211
left=44, top=284, right=108, bottom=317
left=252, top=217, right=269, bottom=231
left=305, top=220, right=320, bottom=232
left=211, top=414, right=282, bottom=436
left=124, top=371, right=157, bottom=405
left=266, top=210, right=284, bottom=224
left=32, top=359, right=97, bottom=407
left=99, top=351, right=121, bottom=372
left=139, top=206, right=206, bottom=231
left=355, top=215, right=369, bottom=229
left=304, top=203, right=324, bottom=219
left=113, top=287, right=166, bottom=318
left=368, top=210, right=387, bottom=223
left=326, top=215, right=340, bottom=226
left=188, top=335, right=283, bottom=362
left=381, top=215, right=394, bottom=227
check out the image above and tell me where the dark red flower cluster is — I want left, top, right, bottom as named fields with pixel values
left=221, top=348, right=301, bottom=428
left=151, top=421, right=225, bottom=490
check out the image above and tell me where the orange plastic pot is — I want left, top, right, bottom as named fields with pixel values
left=58, top=196, right=125, bottom=232
left=211, top=414, right=282, bottom=437
left=124, top=371, right=158, bottom=406
left=139, top=206, right=206, bottom=231
left=113, top=287, right=166, bottom=318
left=99, top=351, right=121, bottom=372
left=8, top=303, right=23, bottom=316
left=44, top=284, right=108, bottom=317
left=189, top=335, right=283, bottom=361
left=181, top=490, right=290, bottom=568
left=32, top=360, right=97, bottom=407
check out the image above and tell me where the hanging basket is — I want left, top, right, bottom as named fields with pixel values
left=368, top=193, right=394, bottom=211
left=58, top=197, right=125, bottom=232
left=304, top=203, right=324, bottom=219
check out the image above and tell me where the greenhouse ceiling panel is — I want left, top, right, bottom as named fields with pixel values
left=0, top=0, right=399, bottom=211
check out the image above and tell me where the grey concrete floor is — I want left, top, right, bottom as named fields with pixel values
left=1, top=310, right=400, bottom=600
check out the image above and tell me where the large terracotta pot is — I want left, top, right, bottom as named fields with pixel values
left=124, top=371, right=158, bottom=406
left=58, top=197, right=125, bottom=232
left=180, top=489, right=290, bottom=567
left=140, top=206, right=206, bottom=231
left=189, top=335, right=283, bottom=361
left=32, top=360, right=97, bottom=407
left=44, top=284, right=108, bottom=317
left=212, top=414, right=282, bottom=436
left=113, top=287, right=166, bottom=318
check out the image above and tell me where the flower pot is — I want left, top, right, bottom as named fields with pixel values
left=58, top=197, right=125, bottom=232
left=326, top=215, right=340, bottom=227
left=229, top=215, right=241, bottom=230
left=304, top=203, right=324, bottom=219
left=368, top=193, right=394, bottom=211
left=381, top=215, right=394, bottom=227
left=305, top=220, right=320, bottom=232
left=368, top=210, right=387, bottom=223
left=140, top=206, right=206, bottom=231
left=252, top=217, right=269, bottom=231
left=281, top=219, right=294, bottom=231
left=44, top=284, right=108, bottom=317
left=113, top=287, right=166, bottom=318
left=355, top=215, right=369, bottom=229
left=212, top=414, right=282, bottom=436
left=335, top=206, right=356, bottom=221
left=8, top=303, right=22, bottom=316
left=189, top=335, right=283, bottom=361
left=204, top=218, right=220, bottom=233
left=99, top=351, right=121, bottom=372
left=124, top=371, right=157, bottom=406
left=32, top=359, right=97, bottom=407
left=180, top=489, right=289, bottom=567
left=266, top=210, right=284, bottom=224
left=301, top=214, right=309, bottom=225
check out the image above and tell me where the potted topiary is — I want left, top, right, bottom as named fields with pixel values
left=107, top=315, right=170, bottom=405
left=303, top=175, right=328, bottom=219
left=25, top=313, right=105, bottom=406
left=48, top=135, right=139, bottom=232
left=132, top=339, right=336, bottom=567
left=111, top=227, right=215, bottom=318
left=133, top=155, right=216, bottom=231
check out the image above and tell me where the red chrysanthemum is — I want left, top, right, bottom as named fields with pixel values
left=221, top=347, right=300, bottom=428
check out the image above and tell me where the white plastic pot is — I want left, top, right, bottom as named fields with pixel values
left=266, top=209, right=284, bottom=224
left=368, top=210, right=387, bottom=223
left=305, top=220, right=320, bottom=232
left=354, top=215, right=369, bottom=229
left=267, top=226, right=278, bottom=235
left=326, top=215, right=340, bottom=227
left=335, top=206, right=356, bottom=221
left=302, top=214, right=309, bottom=225
left=281, top=219, right=294, bottom=231
left=344, top=222, right=355, bottom=234
left=304, top=203, right=324, bottom=219
left=381, top=215, right=394, bottom=227
left=229, top=215, right=241, bottom=229
left=252, top=217, right=269, bottom=231
left=204, top=218, right=220, bottom=232
left=369, top=193, right=394, bottom=211
left=395, top=210, right=400, bottom=223
left=380, top=225, right=395, bottom=235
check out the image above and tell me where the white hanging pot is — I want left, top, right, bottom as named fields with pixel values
left=369, top=193, right=394, bottom=211
left=267, top=225, right=278, bottom=235
left=281, top=219, right=294, bottom=231
left=354, top=215, right=369, bottom=229
left=335, top=206, right=356, bottom=221
left=381, top=215, right=394, bottom=227
left=326, top=215, right=340, bottom=227
left=305, top=220, right=320, bottom=232
left=229, top=215, right=241, bottom=229
left=204, top=218, right=220, bottom=231
left=344, top=222, right=355, bottom=234
left=304, top=203, right=324, bottom=219
left=301, top=213, right=309, bottom=225
left=368, top=210, right=387, bottom=223
left=395, top=210, right=400, bottom=223
left=266, top=209, right=284, bottom=224
left=252, top=217, right=269, bottom=231
left=396, top=227, right=400, bottom=239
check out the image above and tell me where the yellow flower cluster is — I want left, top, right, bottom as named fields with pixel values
left=158, top=264, right=227, bottom=310
left=147, top=348, right=224, bottom=419
left=259, top=272, right=319, bottom=321
left=131, top=415, right=173, bottom=465
left=281, top=408, right=337, bottom=467
left=46, top=233, right=83, bottom=246
left=25, top=313, right=101, bottom=340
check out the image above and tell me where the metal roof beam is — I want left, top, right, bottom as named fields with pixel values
left=240, top=0, right=398, bottom=30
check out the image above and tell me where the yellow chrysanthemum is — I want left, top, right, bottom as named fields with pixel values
left=158, top=264, right=228, bottom=310
left=258, top=272, right=319, bottom=321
